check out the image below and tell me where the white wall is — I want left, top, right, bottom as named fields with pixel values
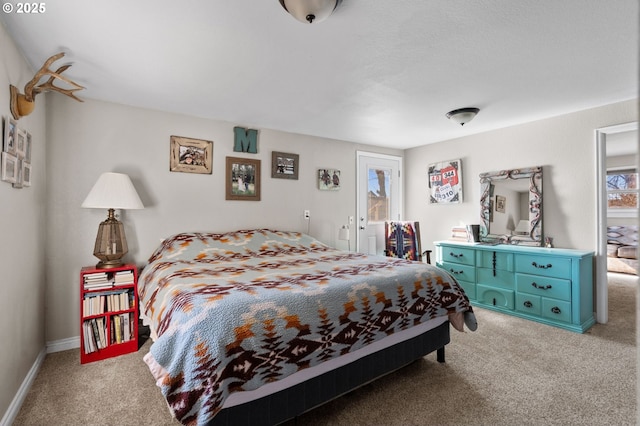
left=45, top=95, right=402, bottom=342
left=405, top=100, right=638, bottom=254
left=0, top=23, right=47, bottom=419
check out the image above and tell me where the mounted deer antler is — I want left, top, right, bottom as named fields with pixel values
left=10, top=52, right=84, bottom=120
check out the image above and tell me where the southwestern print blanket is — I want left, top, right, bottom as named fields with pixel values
left=139, top=229, right=473, bottom=425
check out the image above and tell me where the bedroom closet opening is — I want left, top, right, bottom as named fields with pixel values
left=596, top=122, right=638, bottom=324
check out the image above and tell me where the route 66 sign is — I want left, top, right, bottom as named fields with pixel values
left=428, top=159, right=463, bottom=204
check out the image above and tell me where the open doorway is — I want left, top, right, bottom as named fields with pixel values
left=595, top=122, right=638, bottom=324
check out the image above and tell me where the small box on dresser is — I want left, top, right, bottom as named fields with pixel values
left=80, top=264, right=139, bottom=364
left=435, top=241, right=595, bottom=333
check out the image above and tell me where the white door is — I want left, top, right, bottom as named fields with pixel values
left=356, top=151, right=402, bottom=255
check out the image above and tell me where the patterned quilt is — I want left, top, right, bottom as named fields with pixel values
left=138, top=229, right=473, bottom=425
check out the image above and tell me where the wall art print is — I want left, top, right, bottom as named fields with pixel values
left=170, top=135, right=213, bottom=174
left=318, top=169, right=340, bottom=190
left=428, top=159, right=463, bottom=204
left=2, top=116, right=31, bottom=189
left=226, top=156, right=261, bottom=201
left=271, top=151, right=299, bottom=180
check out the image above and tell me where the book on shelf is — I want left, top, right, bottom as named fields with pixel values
left=123, top=314, right=131, bottom=342
left=114, top=271, right=135, bottom=285
left=83, top=321, right=96, bottom=354
left=113, top=315, right=123, bottom=344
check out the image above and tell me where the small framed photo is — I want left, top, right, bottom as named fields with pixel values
left=170, top=135, right=213, bottom=174
left=1, top=152, right=18, bottom=183
left=318, top=169, right=341, bottom=190
left=271, top=151, right=299, bottom=180
left=25, top=131, right=32, bottom=162
left=15, top=128, right=26, bottom=159
left=12, top=158, right=23, bottom=188
left=226, top=156, right=261, bottom=201
left=495, top=195, right=506, bottom=213
left=3, top=116, right=17, bottom=155
left=22, top=161, right=32, bottom=187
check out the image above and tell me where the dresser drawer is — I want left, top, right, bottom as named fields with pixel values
left=515, top=254, right=571, bottom=279
left=457, top=280, right=476, bottom=300
left=477, top=284, right=514, bottom=310
left=515, top=293, right=541, bottom=315
left=541, top=299, right=572, bottom=323
left=440, top=247, right=475, bottom=266
left=477, top=268, right=515, bottom=290
left=476, top=250, right=514, bottom=271
left=515, top=273, right=571, bottom=301
left=440, top=262, right=475, bottom=283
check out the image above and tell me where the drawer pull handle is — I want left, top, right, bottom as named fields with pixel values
left=523, top=301, right=533, bottom=308
left=551, top=306, right=561, bottom=314
left=531, top=282, right=552, bottom=290
left=449, top=269, right=464, bottom=275
left=531, top=261, right=552, bottom=269
left=450, top=252, right=464, bottom=258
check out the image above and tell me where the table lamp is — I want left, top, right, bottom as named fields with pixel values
left=82, top=172, right=144, bottom=268
left=514, top=219, right=530, bottom=235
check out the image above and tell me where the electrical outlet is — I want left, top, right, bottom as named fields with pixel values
left=304, top=210, right=310, bottom=219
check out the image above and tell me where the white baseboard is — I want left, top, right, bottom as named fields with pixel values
left=0, top=347, right=46, bottom=426
left=0, top=337, right=80, bottom=426
left=46, top=336, right=80, bottom=353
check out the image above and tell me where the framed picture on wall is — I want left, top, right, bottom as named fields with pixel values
left=428, top=159, right=463, bottom=204
left=12, top=158, right=23, bottom=188
left=226, top=156, right=261, bottom=201
left=271, top=151, right=299, bottom=180
left=15, top=128, right=26, bottom=158
left=495, top=195, right=506, bottom=213
left=318, top=169, right=340, bottom=190
left=22, top=161, right=32, bottom=187
left=170, top=135, right=213, bottom=174
left=3, top=116, right=17, bottom=155
left=25, top=131, right=32, bottom=162
left=1, top=151, right=18, bottom=183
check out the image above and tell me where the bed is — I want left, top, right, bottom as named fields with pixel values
left=138, top=229, right=475, bottom=425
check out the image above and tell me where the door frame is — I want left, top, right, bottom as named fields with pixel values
left=594, top=121, right=638, bottom=324
left=356, top=151, right=403, bottom=253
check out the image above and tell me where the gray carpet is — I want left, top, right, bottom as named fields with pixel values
left=13, top=274, right=637, bottom=425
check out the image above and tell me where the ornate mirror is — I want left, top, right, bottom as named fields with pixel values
left=479, top=166, right=543, bottom=246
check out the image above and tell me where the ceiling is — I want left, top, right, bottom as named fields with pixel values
left=1, top=0, right=638, bottom=149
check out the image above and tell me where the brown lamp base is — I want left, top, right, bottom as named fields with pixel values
left=96, top=259, right=124, bottom=269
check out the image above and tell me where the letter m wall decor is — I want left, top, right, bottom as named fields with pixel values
left=233, top=127, right=258, bottom=153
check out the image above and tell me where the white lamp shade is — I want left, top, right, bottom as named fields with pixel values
left=279, top=0, right=341, bottom=24
left=82, top=172, right=144, bottom=210
left=515, top=219, right=530, bottom=234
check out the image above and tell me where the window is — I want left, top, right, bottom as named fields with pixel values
left=607, top=168, right=638, bottom=217
left=367, top=168, right=391, bottom=222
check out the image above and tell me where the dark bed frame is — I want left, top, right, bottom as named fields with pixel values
left=207, top=320, right=450, bottom=426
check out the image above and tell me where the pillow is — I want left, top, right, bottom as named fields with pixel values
left=617, top=246, right=637, bottom=260
left=607, top=244, right=620, bottom=258
left=147, top=229, right=326, bottom=263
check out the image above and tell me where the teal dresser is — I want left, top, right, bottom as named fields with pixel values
left=435, top=241, right=595, bottom=333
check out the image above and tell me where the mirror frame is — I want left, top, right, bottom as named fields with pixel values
left=479, top=166, right=543, bottom=246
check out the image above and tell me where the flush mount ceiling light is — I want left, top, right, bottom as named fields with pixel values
left=446, top=107, right=480, bottom=126
left=279, top=0, right=343, bottom=24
